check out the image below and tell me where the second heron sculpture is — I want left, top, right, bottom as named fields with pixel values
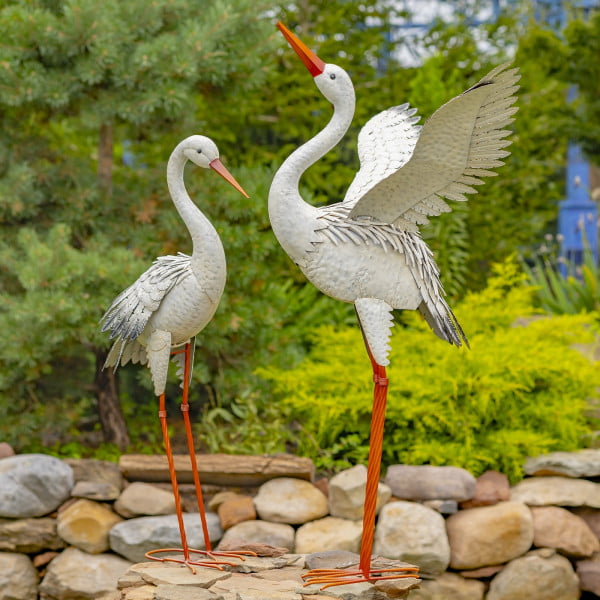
left=269, top=22, right=519, bottom=588
left=101, top=135, right=252, bottom=571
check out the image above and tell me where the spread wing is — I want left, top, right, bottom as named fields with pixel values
left=100, top=253, right=192, bottom=364
left=343, top=103, right=421, bottom=208
left=349, top=63, right=520, bottom=231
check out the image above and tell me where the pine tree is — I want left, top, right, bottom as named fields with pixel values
left=0, top=0, right=274, bottom=448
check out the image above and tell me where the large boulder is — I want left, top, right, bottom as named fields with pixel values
left=109, top=513, right=222, bottom=563
left=66, top=458, right=123, bottom=501
left=217, top=494, right=256, bottom=530
left=460, top=471, right=510, bottom=509
left=0, top=552, right=38, bottom=600
left=114, top=482, right=176, bottom=518
left=57, top=498, right=123, bottom=554
left=486, top=550, right=579, bottom=600
left=384, top=465, right=476, bottom=502
left=0, top=517, right=65, bottom=553
left=577, top=553, right=600, bottom=596
left=531, top=505, right=599, bottom=558
left=409, top=572, right=485, bottom=600
left=571, top=507, right=600, bottom=539
left=218, top=519, right=295, bottom=552
left=446, top=501, right=533, bottom=570
left=328, top=465, right=391, bottom=520
left=295, top=516, right=362, bottom=554
left=524, top=449, right=600, bottom=478
left=374, top=500, right=450, bottom=576
left=0, top=454, right=73, bottom=518
left=0, top=442, right=15, bottom=458
left=253, top=477, right=328, bottom=525
left=511, top=476, right=600, bottom=508
left=39, top=547, right=131, bottom=600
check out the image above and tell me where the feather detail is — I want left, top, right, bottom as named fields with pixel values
left=100, top=253, right=193, bottom=344
left=355, top=298, right=394, bottom=366
left=343, top=103, right=422, bottom=208
left=146, top=330, right=172, bottom=396
left=347, top=63, right=520, bottom=229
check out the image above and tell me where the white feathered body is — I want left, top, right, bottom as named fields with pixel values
left=305, top=233, right=422, bottom=309
left=101, top=248, right=225, bottom=391
left=269, top=61, right=519, bottom=365
left=148, top=254, right=225, bottom=343
left=101, top=136, right=228, bottom=395
left=270, top=200, right=456, bottom=364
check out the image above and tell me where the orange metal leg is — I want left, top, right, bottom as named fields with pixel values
left=146, top=392, right=220, bottom=572
left=302, top=330, right=419, bottom=589
left=145, top=344, right=255, bottom=572
left=178, top=343, right=255, bottom=565
left=359, top=363, right=388, bottom=574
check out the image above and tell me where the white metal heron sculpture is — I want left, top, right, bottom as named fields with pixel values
left=270, top=22, right=519, bottom=588
left=101, top=135, right=253, bottom=571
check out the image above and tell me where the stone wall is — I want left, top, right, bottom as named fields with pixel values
left=0, top=443, right=599, bottom=600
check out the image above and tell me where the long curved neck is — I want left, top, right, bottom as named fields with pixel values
left=268, top=92, right=355, bottom=261
left=166, top=150, right=224, bottom=263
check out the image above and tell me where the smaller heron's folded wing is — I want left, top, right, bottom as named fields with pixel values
left=100, top=253, right=192, bottom=342
left=100, top=253, right=192, bottom=369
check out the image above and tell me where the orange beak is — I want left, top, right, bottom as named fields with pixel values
left=277, top=21, right=325, bottom=78
left=209, top=158, right=249, bottom=198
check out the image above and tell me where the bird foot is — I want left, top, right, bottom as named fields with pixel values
left=302, top=566, right=420, bottom=590
left=144, top=548, right=256, bottom=574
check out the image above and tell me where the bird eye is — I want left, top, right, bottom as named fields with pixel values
left=329, top=73, right=336, bottom=80
left=197, top=149, right=202, bottom=154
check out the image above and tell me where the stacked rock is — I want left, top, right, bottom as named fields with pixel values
left=1, top=447, right=599, bottom=600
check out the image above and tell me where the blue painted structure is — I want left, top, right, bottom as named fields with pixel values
left=558, top=143, right=598, bottom=273
left=535, top=0, right=599, bottom=272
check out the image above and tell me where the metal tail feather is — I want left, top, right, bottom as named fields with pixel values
left=418, top=299, right=468, bottom=348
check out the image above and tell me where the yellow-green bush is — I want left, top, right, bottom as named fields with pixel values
left=258, top=261, right=600, bottom=481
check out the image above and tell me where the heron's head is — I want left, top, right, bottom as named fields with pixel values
left=182, top=135, right=220, bottom=169
left=180, top=135, right=249, bottom=198
left=277, top=22, right=355, bottom=106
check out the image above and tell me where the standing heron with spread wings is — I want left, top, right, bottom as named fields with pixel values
left=101, top=135, right=254, bottom=571
left=269, top=22, right=519, bottom=589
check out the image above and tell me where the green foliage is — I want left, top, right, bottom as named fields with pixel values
left=564, top=14, right=600, bottom=158
left=0, top=0, right=278, bottom=450
left=23, top=440, right=122, bottom=462
left=2, top=0, right=599, bottom=459
left=258, top=260, right=599, bottom=481
left=0, top=0, right=274, bottom=124
left=521, top=11, right=600, bottom=159
left=0, top=224, right=147, bottom=449
left=522, top=245, right=600, bottom=315
left=196, top=391, right=295, bottom=456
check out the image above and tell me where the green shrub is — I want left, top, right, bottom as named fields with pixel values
left=258, top=260, right=600, bottom=482
left=522, top=244, right=600, bottom=315
left=196, top=390, right=296, bottom=457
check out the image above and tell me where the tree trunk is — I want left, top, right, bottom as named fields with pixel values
left=94, top=349, right=130, bottom=450
left=98, top=122, right=113, bottom=196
